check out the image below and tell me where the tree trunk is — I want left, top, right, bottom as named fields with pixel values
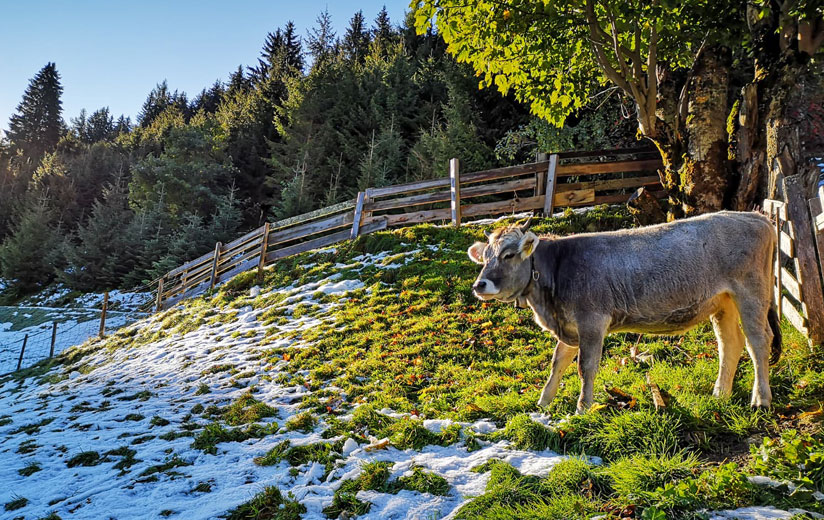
left=648, top=46, right=734, bottom=219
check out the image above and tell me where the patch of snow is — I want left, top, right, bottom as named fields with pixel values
left=708, top=506, right=797, bottom=520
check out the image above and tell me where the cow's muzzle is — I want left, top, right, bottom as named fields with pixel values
left=472, top=279, right=499, bottom=300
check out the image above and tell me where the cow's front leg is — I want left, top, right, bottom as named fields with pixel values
left=576, top=322, right=607, bottom=414
left=538, top=341, right=578, bottom=406
left=537, top=341, right=577, bottom=408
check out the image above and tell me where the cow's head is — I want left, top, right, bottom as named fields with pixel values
left=467, top=218, right=539, bottom=302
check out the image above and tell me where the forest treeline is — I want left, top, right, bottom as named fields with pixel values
left=0, top=7, right=636, bottom=299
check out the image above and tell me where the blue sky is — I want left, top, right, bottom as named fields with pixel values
left=0, top=1, right=409, bottom=132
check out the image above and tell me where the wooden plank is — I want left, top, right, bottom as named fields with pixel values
left=209, top=242, right=222, bottom=291
left=778, top=229, right=794, bottom=258
left=782, top=296, right=808, bottom=335
left=220, top=234, right=263, bottom=260
left=218, top=246, right=262, bottom=276
left=462, top=161, right=546, bottom=185
left=266, top=219, right=388, bottom=263
left=155, top=276, right=164, bottom=313
left=450, top=158, right=462, bottom=227
left=384, top=207, right=452, bottom=227
left=368, top=177, right=451, bottom=199
left=763, top=199, right=787, bottom=220
left=781, top=267, right=802, bottom=302
left=351, top=192, right=366, bottom=238
left=593, top=190, right=667, bottom=205
left=543, top=154, right=559, bottom=215
left=772, top=206, right=784, bottom=319
left=816, top=211, right=824, bottom=232
left=555, top=159, right=662, bottom=176
left=49, top=322, right=57, bottom=358
left=267, top=211, right=355, bottom=248
left=462, top=195, right=545, bottom=218
left=364, top=177, right=535, bottom=213
left=783, top=175, right=824, bottom=344
left=810, top=197, right=824, bottom=295
left=16, top=334, right=28, bottom=371
left=553, top=188, right=596, bottom=207
left=556, top=175, right=661, bottom=193
left=555, top=146, right=658, bottom=159
left=268, top=198, right=356, bottom=231
left=534, top=153, right=548, bottom=197
left=257, top=222, right=270, bottom=284
left=99, top=291, right=109, bottom=338
left=214, top=257, right=260, bottom=288
left=167, top=249, right=216, bottom=278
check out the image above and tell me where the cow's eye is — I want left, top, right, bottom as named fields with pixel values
left=502, top=252, right=515, bottom=260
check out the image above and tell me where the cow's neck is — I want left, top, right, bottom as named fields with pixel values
left=520, top=242, right=575, bottom=344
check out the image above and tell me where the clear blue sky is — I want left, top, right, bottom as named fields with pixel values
left=0, top=1, right=409, bottom=132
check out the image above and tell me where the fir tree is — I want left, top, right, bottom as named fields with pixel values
left=0, top=196, right=59, bottom=294
left=372, top=6, right=395, bottom=53
left=60, top=175, right=137, bottom=291
left=138, top=81, right=189, bottom=127
left=343, top=11, right=370, bottom=63
left=307, top=10, right=336, bottom=65
left=7, top=62, right=65, bottom=159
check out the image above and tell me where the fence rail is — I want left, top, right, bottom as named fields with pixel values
left=156, top=148, right=663, bottom=310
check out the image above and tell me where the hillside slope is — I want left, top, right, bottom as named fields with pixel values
left=1, top=208, right=823, bottom=520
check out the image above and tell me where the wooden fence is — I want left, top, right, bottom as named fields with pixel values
left=764, top=175, right=824, bottom=346
left=155, top=148, right=663, bottom=310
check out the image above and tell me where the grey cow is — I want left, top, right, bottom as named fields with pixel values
left=468, top=211, right=781, bottom=414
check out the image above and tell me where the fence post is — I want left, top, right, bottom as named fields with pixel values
left=99, top=291, right=109, bottom=339
left=450, top=158, right=461, bottom=227
left=49, top=322, right=57, bottom=358
left=771, top=206, right=783, bottom=319
left=351, top=192, right=366, bottom=238
left=783, top=175, right=824, bottom=345
left=535, top=153, right=548, bottom=198
left=543, top=154, right=559, bottom=216
left=155, top=276, right=165, bottom=313
left=209, top=242, right=222, bottom=291
left=16, top=334, right=28, bottom=371
left=257, top=222, right=270, bottom=284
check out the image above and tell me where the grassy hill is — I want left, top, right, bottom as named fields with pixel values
left=1, top=207, right=823, bottom=520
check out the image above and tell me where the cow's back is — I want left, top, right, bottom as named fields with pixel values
left=544, top=211, right=774, bottom=332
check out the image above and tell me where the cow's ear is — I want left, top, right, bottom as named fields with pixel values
left=519, top=232, right=538, bottom=259
left=467, top=242, right=487, bottom=264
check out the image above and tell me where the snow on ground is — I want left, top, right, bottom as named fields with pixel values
left=0, top=245, right=811, bottom=519
left=19, top=284, right=153, bottom=312
left=0, top=306, right=148, bottom=374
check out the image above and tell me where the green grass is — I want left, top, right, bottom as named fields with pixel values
left=66, top=450, right=101, bottom=467
left=46, top=206, right=824, bottom=519
left=4, top=495, right=28, bottom=511
left=18, top=462, right=42, bottom=476
left=224, top=486, right=305, bottom=520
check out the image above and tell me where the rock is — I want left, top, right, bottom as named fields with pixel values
left=250, top=286, right=261, bottom=298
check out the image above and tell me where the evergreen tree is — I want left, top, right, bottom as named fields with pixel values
left=227, top=65, right=251, bottom=94
left=307, top=10, right=336, bottom=65
left=7, top=62, right=65, bottom=160
left=138, top=81, right=189, bottom=127
left=73, top=107, right=116, bottom=143
left=343, top=11, right=370, bottom=63
left=114, top=115, right=132, bottom=135
left=60, top=175, right=137, bottom=291
left=29, top=152, right=77, bottom=224
left=0, top=196, right=59, bottom=294
left=372, top=6, right=396, bottom=55
left=191, top=81, right=225, bottom=115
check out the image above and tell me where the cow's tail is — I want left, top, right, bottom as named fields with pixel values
left=768, top=306, right=782, bottom=365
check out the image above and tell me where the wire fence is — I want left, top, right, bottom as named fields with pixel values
left=0, top=306, right=149, bottom=375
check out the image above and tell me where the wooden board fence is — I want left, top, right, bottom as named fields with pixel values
left=155, top=149, right=663, bottom=310
left=765, top=182, right=824, bottom=346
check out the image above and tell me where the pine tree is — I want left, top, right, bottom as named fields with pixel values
left=0, top=196, right=59, bottom=294
left=275, top=152, right=314, bottom=218
left=114, top=115, right=132, bottom=135
left=29, top=152, right=77, bottom=224
left=191, top=81, right=225, bottom=115
left=343, top=11, right=370, bottom=63
left=7, top=62, right=65, bottom=160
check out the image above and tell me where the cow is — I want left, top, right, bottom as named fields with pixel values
left=467, top=211, right=781, bottom=414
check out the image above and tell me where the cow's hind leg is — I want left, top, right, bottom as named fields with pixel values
left=711, top=295, right=745, bottom=398
left=538, top=341, right=577, bottom=408
left=735, top=293, right=773, bottom=408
